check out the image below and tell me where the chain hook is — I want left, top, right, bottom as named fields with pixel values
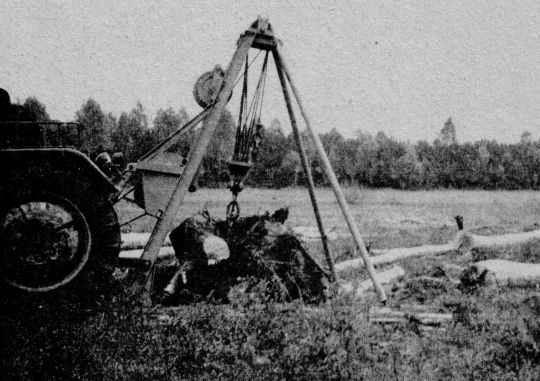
left=226, top=180, right=242, bottom=223
left=226, top=199, right=240, bottom=223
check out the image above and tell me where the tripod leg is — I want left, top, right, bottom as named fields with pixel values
left=274, top=46, right=387, bottom=303
left=273, top=49, right=337, bottom=283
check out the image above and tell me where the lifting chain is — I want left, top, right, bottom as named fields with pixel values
left=226, top=182, right=241, bottom=223
left=225, top=51, right=269, bottom=224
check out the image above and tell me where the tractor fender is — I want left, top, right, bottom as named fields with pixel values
left=0, top=148, right=118, bottom=200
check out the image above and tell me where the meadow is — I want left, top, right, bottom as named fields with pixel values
left=121, top=187, right=540, bottom=250
left=1, top=188, right=540, bottom=380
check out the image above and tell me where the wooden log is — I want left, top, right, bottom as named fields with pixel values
left=339, top=265, right=405, bottom=297
left=121, top=232, right=171, bottom=250
left=335, top=229, right=540, bottom=274
left=335, top=243, right=456, bottom=274
left=461, top=259, right=540, bottom=288
left=119, top=246, right=176, bottom=261
left=368, top=307, right=453, bottom=326
left=455, top=230, right=540, bottom=252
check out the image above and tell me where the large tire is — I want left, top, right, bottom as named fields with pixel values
left=0, top=188, right=120, bottom=310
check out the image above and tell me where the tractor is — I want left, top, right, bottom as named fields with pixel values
left=0, top=88, right=121, bottom=306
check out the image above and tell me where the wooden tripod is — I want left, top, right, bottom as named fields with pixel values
left=134, top=17, right=387, bottom=303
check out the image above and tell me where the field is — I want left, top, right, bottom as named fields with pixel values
left=121, top=188, right=540, bottom=256
left=2, top=188, right=540, bottom=380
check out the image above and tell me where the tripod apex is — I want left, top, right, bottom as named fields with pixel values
left=250, top=16, right=272, bottom=36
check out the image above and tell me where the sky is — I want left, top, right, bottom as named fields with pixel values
left=1, top=0, right=540, bottom=143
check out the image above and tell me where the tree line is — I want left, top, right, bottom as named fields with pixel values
left=11, top=96, right=540, bottom=190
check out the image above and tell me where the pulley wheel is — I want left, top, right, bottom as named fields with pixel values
left=193, top=65, right=229, bottom=108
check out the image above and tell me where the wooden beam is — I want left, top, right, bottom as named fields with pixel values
left=273, top=48, right=336, bottom=282
left=369, top=307, right=453, bottom=327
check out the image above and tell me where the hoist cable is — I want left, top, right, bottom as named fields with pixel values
left=243, top=52, right=269, bottom=160
left=245, top=52, right=269, bottom=129
left=233, top=50, right=262, bottom=88
left=232, top=51, right=269, bottom=163
left=235, top=57, right=249, bottom=159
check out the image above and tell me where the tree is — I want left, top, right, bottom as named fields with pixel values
left=320, top=128, right=345, bottom=185
left=280, top=150, right=302, bottom=186
left=21, top=97, right=50, bottom=121
left=521, top=131, right=532, bottom=145
left=199, top=109, right=236, bottom=187
left=335, top=138, right=360, bottom=186
left=354, top=130, right=377, bottom=186
left=392, top=143, right=421, bottom=189
left=102, top=112, right=117, bottom=151
left=75, top=98, right=108, bottom=157
left=373, top=131, right=406, bottom=187
left=436, top=117, right=457, bottom=146
left=110, top=102, right=150, bottom=161
left=248, top=118, right=291, bottom=187
left=153, top=107, right=189, bottom=142
left=415, top=140, right=437, bottom=187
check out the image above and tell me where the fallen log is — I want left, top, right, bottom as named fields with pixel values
left=335, top=229, right=540, bottom=274
left=461, top=259, right=540, bottom=288
left=339, top=265, right=405, bottom=297
left=335, top=243, right=456, bottom=274
left=369, top=306, right=453, bottom=327
left=119, top=246, right=176, bottom=261
left=121, top=232, right=171, bottom=250
left=455, top=230, right=540, bottom=252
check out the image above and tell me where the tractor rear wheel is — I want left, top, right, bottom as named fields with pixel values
left=0, top=190, right=121, bottom=310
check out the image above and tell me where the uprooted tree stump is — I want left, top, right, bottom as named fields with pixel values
left=158, top=208, right=330, bottom=305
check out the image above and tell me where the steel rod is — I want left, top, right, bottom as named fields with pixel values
left=272, top=49, right=336, bottom=283
left=275, top=46, right=387, bottom=302
left=138, top=107, right=210, bottom=162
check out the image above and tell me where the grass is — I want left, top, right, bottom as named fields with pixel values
left=2, top=188, right=540, bottom=379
